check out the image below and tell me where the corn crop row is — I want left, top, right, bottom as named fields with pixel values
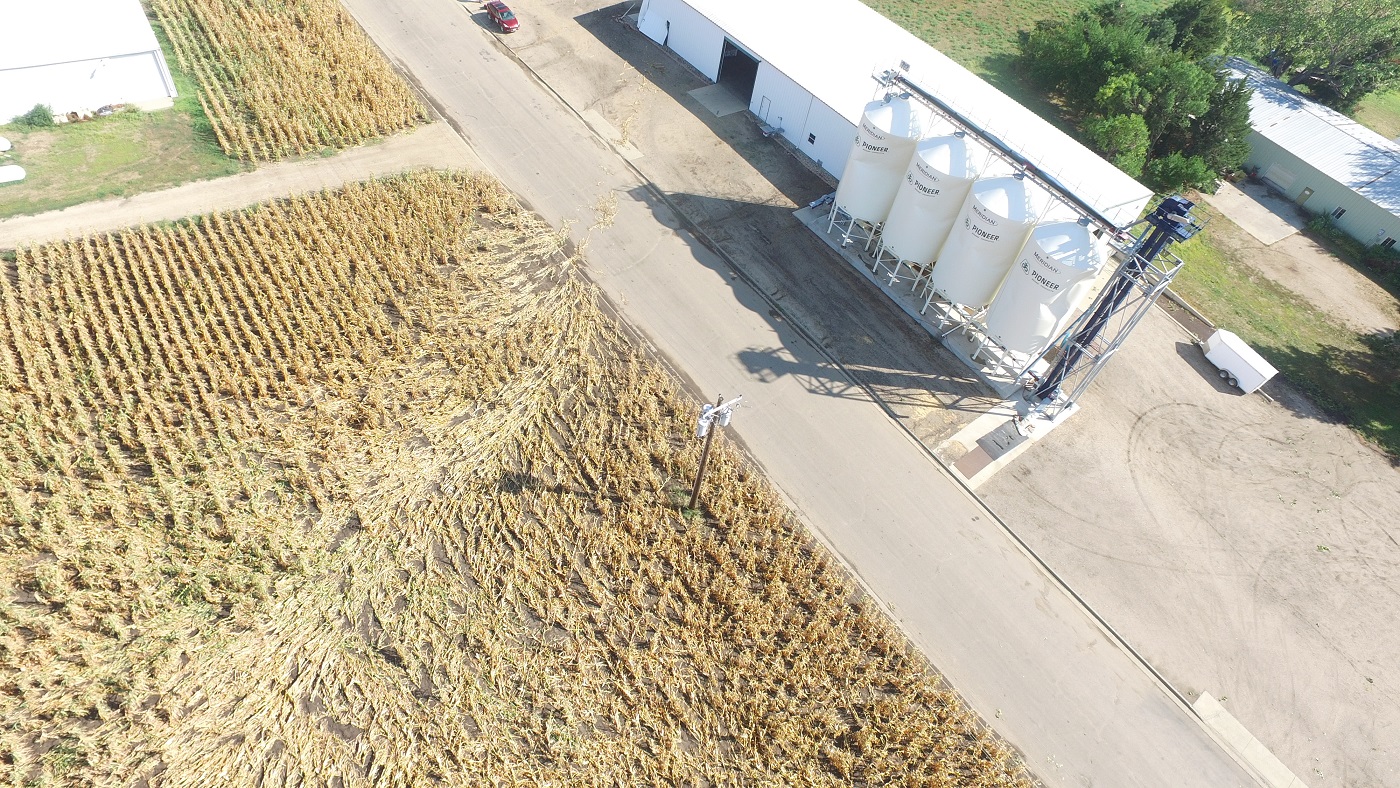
left=149, top=0, right=428, bottom=160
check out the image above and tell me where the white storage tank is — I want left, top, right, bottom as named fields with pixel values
left=832, top=95, right=928, bottom=224
left=879, top=131, right=984, bottom=266
left=927, top=174, right=1050, bottom=308
left=985, top=219, right=1106, bottom=355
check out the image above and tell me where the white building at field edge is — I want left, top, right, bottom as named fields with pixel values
left=1227, top=58, right=1399, bottom=250
left=637, top=0, right=1153, bottom=228
left=0, top=0, right=178, bottom=123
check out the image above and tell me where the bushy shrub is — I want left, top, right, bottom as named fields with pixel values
left=1361, top=244, right=1400, bottom=277
left=1142, top=152, right=1216, bottom=192
left=1084, top=114, right=1150, bottom=176
left=1306, top=212, right=1337, bottom=236
left=1309, top=212, right=1400, bottom=286
left=10, top=104, right=55, bottom=129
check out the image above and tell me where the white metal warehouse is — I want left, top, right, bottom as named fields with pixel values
left=0, top=0, right=178, bottom=124
left=637, top=0, right=1153, bottom=227
left=1227, top=59, right=1399, bottom=250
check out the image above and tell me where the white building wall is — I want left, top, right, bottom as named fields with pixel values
left=801, top=101, right=858, bottom=179
left=638, top=0, right=726, bottom=80
left=1248, top=134, right=1400, bottom=247
left=0, top=51, right=176, bottom=122
left=751, top=63, right=854, bottom=179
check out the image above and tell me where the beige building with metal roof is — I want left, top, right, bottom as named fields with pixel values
left=1229, top=58, right=1400, bottom=250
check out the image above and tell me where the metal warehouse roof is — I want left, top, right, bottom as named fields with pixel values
left=670, top=0, right=1154, bottom=227
left=0, top=0, right=162, bottom=71
left=1228, top=58, right=1400, bottom=218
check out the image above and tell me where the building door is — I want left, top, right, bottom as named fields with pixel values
left=1262, top=162, right=1296, bottom=192
left=716, top=39, right=760, bottom=104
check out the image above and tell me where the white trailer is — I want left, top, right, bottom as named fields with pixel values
left=1202, top=329, right=1277, bottom=394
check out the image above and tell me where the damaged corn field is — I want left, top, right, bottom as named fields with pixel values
left=0, top=171, right=1031, bottom=786
left=149, top=0, right=428, bottom=160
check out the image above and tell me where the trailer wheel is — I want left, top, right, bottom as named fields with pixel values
left=1218, top=369, right=1230, bottom=379
left=1228, top=376, right=1239, bottom=388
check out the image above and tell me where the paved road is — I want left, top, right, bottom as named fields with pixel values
left=0, top=123, right=478, bottom=249
left=341, top=1, right=1259, bottom=785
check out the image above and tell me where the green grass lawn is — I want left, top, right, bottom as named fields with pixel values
left=1353, top=89, right=1400, bottom=139
left=0, top=108, right=247, bottom=218
left=1170, top=216, right=1399, bottom=456
left=860, top=0, right=1171, bottom=78
left=0, top=20, right=246, bottom=219
left=857, top=0, right=1174, bottom=129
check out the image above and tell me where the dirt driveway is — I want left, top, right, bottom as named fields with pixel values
left=494, top=3, right=1400, bottom=784
left=0, top=123, right=478, bottom=250
left=1201, top=181, right=1400, bottom=334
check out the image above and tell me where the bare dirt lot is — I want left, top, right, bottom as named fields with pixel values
left=1201, top=181, right=1400, bottom=334
left=498, top=3, right=1400, bottom=784
left=980, top=311, right=1400, bottom=787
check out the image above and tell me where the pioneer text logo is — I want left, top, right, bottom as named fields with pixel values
left=911, top=175, right=941, bottom=196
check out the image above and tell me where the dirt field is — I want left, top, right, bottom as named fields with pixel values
left=1200, top=183, right=1400, bottom=334
left=979, top=308, right=1400, bottom=787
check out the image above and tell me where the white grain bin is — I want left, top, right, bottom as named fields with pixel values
left=0, top=165, right=25, bottom=184
left=927, top=174, right=1050, bottom=308
left=879, top=132, right=984, bottom=266
left=984, top=219, right=1106, bottom=355
left=832, top=95, right=928, bottom=224
left=1202, top=329, right=1277, bottom=393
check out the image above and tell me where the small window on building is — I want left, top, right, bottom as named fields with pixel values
left=807, top=133, right=816, bottom=145
left=1331, top=207, right=1347, bottom=219
left=1383, top=237, right=1397, bottom=250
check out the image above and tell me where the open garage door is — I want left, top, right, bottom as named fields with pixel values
left=717, top=38, right=759, bottom=104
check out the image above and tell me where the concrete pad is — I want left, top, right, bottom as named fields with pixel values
left=1194, top=693, right=1308, bottom=788
left=687, top=84, right=748, bottom=117
left=1200, top=181, right=1307, bottom=245
left=940, top=402, right=1079, bottom=489
left=579, top=109, right=644, bottom=160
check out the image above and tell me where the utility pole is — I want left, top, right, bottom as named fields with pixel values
left=688, top=394, right=743, bottom=511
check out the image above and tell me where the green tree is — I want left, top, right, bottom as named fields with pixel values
left=1157, top=76, right=1254, bottom=177
left=1241, top=0, right=1400, bottom=110
left=1137, top=52, right=1217, bottom=150
left=1021, top=10, right=1153, bottom=111
left=1084, top=114, right=1151, bottom=176
left=1143, top=151, right=1216, bottom=192
left=9, top=104, right=54, bottom=129
left=1093, top=73, right=1150, bottom=116
left=1148, top=0, right=1232, bottom=58
left=1018, top=0, right=1246, bottom=191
